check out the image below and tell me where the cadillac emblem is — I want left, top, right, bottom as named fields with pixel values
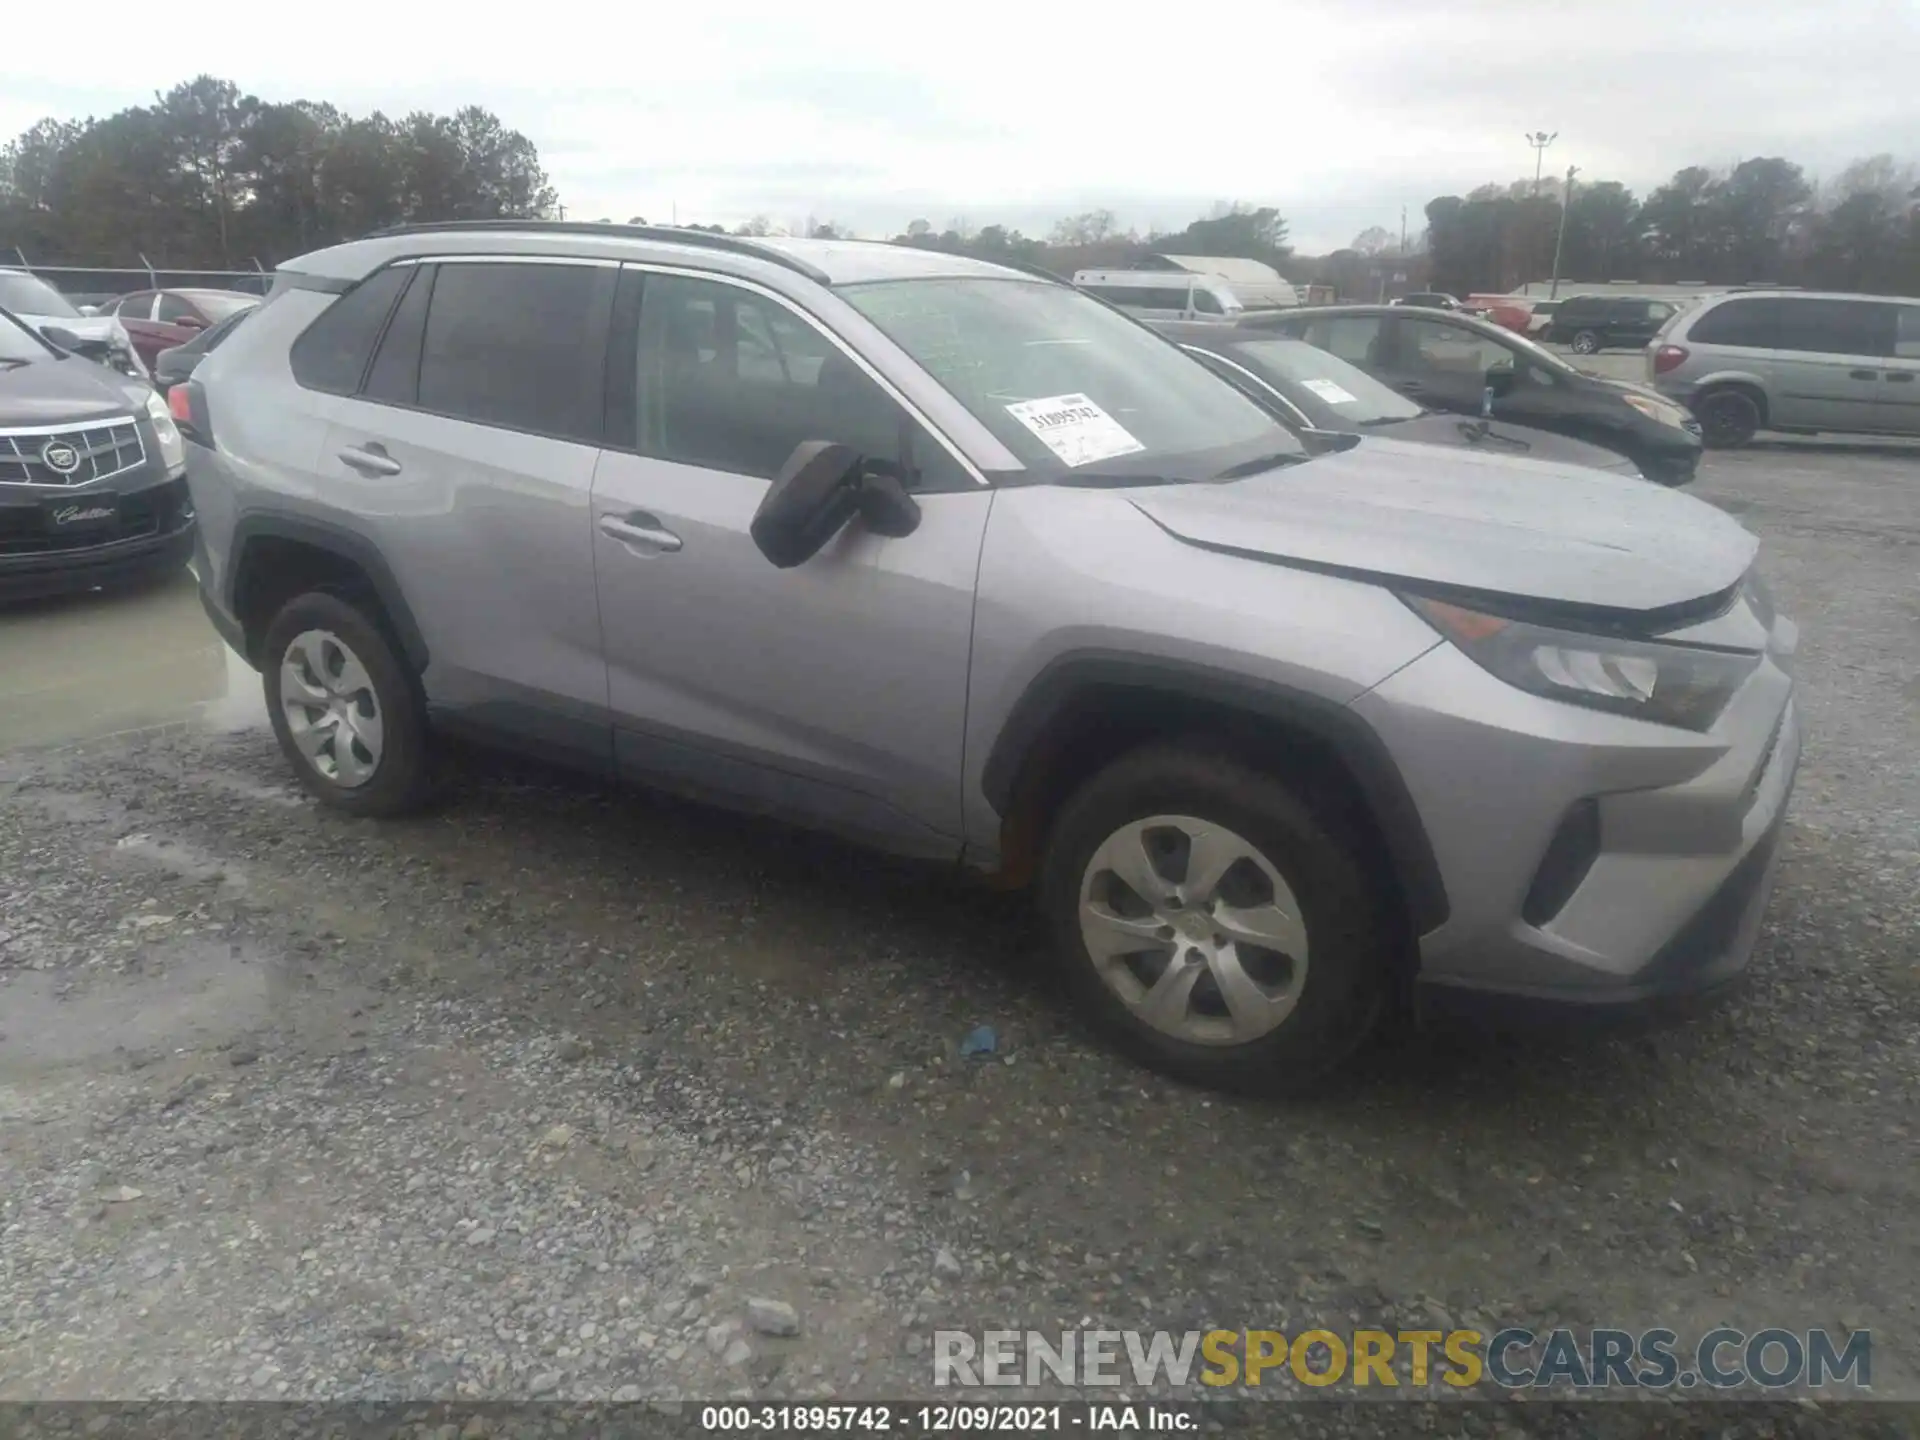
left=40, top=440, right=83, bottom=477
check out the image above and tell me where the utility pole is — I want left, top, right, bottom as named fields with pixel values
left=1549, top=165, right=1579, bottom=299
left=1525, top=131, right=1558, bottom=196
left=557, top=204, right=567, bottom=222
left=1399, top=205, right=1408, bottom=254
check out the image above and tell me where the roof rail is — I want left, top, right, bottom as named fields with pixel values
left=364, top=219, right=832, bottom=285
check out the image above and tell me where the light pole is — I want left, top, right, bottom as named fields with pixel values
left=1525, top=132, right=1558, bottom=195
left=1549, top=164, right=1579, bottom=299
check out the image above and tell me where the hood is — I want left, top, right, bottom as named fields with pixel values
left=1391, top=413, right=1639, bottom=474
left=1127, top=436, right=1757, bottom=615
left=0, top=355, right=141, bottom=426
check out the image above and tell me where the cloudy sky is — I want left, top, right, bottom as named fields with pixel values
left=5, top=0, right=1917, bottom=253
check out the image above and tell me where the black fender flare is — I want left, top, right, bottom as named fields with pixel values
left=227, top=512, right=430, bottom=673
left=980, top=652, right=1449, bottom=933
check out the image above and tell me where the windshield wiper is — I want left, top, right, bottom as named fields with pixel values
left=1358, top=415, right=1415, bottom=429
left=1051, top=471, right=1186, bottom=488
left=1211, top=450, right=1304, bottom=481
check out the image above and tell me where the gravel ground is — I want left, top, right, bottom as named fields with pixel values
left=1, top=442, right=1916, bottom=1432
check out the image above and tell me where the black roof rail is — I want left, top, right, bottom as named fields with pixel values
left=363, top=219, right=832, bottom=285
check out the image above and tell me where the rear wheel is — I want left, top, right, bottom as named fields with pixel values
left=1694, top=388, right=1762, bottom=449
left=1570, top=329, right=1602, bottom=355
left=263, top=590, right=435, bottom=816
left=1039, top=745, right=1396, bottom=1095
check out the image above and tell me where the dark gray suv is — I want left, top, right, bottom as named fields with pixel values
left=1, top=308, right=194, bottom=601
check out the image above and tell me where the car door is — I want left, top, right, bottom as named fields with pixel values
left=1882, top=303, right=1920, bottom=435
left=312, top=256, right=618, bottom=767
left=590, top=266, right=991, bottom=858
left=1768, top=297, right=1898, bottom=432
left=114, top=292, right=164, bottom=364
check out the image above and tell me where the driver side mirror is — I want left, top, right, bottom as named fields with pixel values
left=749, top=440, right=922, bottom=569
left=38, top=325, right=84, bottom=351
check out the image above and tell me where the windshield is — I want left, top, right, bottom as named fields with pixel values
left=841, top=277, right=1301, bottom=482
left=0, top=271, right=81, bottom=319
left=189, top=292, right=260, bottom=321
left=1224, top=338, right=1422, bottom=424
left=0, top=308, right=57, bottom=363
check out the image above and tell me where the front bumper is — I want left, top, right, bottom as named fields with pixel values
left=0, top=475, right=196, bottom=601
left=1352, top=624, right=1801, bottom=1023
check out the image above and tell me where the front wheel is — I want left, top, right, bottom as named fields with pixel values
left=1570, top=330, right=1602, bottom=355
left=1039, top=745, right=1397, bottom=1095
left=263, top=590, right=436, bottom=816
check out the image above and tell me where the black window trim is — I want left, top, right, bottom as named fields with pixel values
left=599, top=259, right=989, bottom=490
left=341, top=254, right=621, bottom=448
left=289, top=262, right=414, bottom=397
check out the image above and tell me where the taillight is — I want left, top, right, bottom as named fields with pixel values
left=1653, top=344, right=1689, bottom=375
left=172, top=378, right=213, bottom=447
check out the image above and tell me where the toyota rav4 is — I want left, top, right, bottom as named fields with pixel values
left=180, top=223, right=1801, bottom=1094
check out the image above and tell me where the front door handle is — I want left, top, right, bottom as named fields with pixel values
left=338, top=443, right=402, bottom=476
left=599, top=512, right=683, bottom=553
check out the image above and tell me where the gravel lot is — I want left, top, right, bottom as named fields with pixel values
left=2, top=441, right=1917, bottom=1430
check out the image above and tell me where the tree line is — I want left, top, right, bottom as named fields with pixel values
left=1, top=76, right=557, bottom=270
left=1406, top=154, right=1919, bottom=299
left=6, top=80, right=1914, bottom=303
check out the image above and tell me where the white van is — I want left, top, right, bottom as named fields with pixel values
left=1072, top=269, right=1244, bottom=321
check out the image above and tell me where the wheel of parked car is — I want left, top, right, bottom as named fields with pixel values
left=1039, top=745, right=1394, bottom=1095
left=1570, top=330, right=1602, bottom=355
left=1693, top=387, right=1762, bottom=450
left=263, top=590, right=436, bottom=816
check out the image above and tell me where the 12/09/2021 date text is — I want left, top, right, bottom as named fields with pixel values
left=699, top=1405, right=1197, bottom=1431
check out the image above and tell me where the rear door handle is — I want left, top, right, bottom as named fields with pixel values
left=338, top=443, right=402, bottom=476
left=599, top=512, right=683, bottom=553
left=1885, top=371, right=1914, bottom=383
left=1848, top=369, right=1879, bottom=381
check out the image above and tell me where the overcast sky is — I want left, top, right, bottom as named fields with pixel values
left=5, top=0, right=1917, bottom=254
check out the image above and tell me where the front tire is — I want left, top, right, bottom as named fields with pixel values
left=263, top=590, right=435, bottom=816
left=1570, top=330, right=1602, bottom=355
left=1039, top=745, right=1396, bottom=1095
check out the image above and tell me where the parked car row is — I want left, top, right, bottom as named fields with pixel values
left=169, top=221, right=1799, bottom=1096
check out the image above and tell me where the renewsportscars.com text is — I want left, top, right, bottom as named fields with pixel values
left=932, top=1327, right=1872, bottom=1392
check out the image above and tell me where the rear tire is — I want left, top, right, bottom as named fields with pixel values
left=263, top=590, right=435, bottom=817
left=1038, top=744, right=1396, bottom=1096
left=1694, top=388, right=1762, bottom=449
left=1570, top=330, right=1602, bottom=355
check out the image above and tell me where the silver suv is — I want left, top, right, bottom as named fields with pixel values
left=181, top=222, right=1802, bottom=1093
left=1650, top=289, right=1920, bottom=447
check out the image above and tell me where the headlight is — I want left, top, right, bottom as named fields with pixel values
left=1405, top=595, right=1761, bottom=731
left=143, top=388, right=187, bottom=475
left=1622, top=393, right=1690, bottom=429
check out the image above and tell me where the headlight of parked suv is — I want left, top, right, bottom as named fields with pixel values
left=1405, top=595, right=1761, bottom=732
left=1621, top=393, right=1691, bottom=430
left=144, top=387, right=186, bottom=476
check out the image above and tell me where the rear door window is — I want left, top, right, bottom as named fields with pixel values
left=157, top=293, right=197, bottom=324
left=290, top=265, right=412, bottom=395
left=362, top=266, right=434, bottom=404
left=413, top=260, right=615, bottom=443
left=1895, top=306, right=1920, bottom=360
left=1688, top=297, right=1786, bottom=349
left=1773, top=299, right=1898, bottom=358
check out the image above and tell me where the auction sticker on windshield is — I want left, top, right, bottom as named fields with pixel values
left=1300, top=378, right=1359, bottom=405
left=1005, top=393, right=1146, bottom=467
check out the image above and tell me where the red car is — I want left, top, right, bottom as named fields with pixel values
left=106, top=288, right=260, bottom=370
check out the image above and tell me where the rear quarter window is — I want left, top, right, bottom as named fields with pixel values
left=289, top=266, right=412, bottom=395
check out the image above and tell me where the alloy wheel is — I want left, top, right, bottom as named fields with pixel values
left=1077, top=814, right=1310, bottom=1047
left=279, top=629, right=385, bottom=787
